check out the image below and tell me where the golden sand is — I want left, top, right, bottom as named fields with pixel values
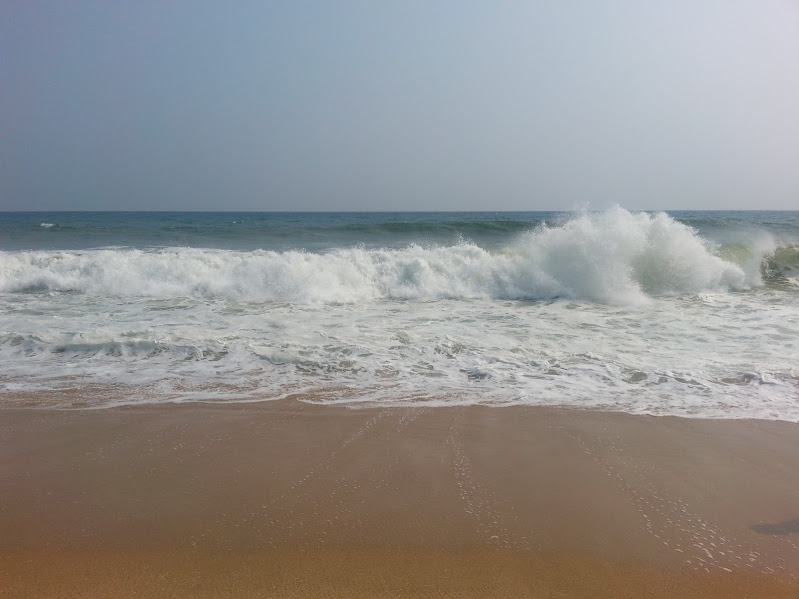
left=2, top=401, right=798, bottom=597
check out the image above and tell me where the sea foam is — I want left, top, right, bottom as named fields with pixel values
left=3, top=208, right=798, bottom=419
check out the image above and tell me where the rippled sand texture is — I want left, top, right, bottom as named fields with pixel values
left=2, top=401, right=798, bottom=597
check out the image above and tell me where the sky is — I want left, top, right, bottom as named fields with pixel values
left=2, top=1, right=798, bottom=211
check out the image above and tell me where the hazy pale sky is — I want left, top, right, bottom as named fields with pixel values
left=2, top=1, right=798, bottom=211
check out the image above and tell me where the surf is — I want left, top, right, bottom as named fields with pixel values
left=1, top=208, right=783, bottom=304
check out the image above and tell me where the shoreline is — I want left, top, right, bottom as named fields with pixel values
left=3, top=400, right=798, bottom=597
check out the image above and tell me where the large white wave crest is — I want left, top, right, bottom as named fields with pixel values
left=0, top=208, right=754, bottom=304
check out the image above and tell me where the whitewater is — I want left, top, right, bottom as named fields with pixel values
left=1, top=208, right=798, bottom=420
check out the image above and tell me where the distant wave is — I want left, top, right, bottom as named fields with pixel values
left=39, top=223, right=55, bottom=228
left=2, top=208, right=791, bottom=304
left=335, top=220, right=539, bottom=235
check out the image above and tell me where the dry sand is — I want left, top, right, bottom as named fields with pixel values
left=2, top=400, right=798, bottom=597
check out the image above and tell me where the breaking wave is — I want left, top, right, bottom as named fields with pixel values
left=0, top=208, right=788, bottom=304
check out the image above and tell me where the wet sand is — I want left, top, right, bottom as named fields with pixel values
left=2, top=400, right=798, bottom=597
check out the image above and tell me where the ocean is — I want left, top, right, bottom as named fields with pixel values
left=1, top=208, right=798, bottom=419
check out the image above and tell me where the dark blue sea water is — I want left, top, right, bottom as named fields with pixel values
left=1, top=211, right=558, bottom=251
left=3, top=210, right=799, bottom=252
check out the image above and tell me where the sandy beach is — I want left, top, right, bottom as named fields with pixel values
left=2, top=399, right=798, bottom=598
